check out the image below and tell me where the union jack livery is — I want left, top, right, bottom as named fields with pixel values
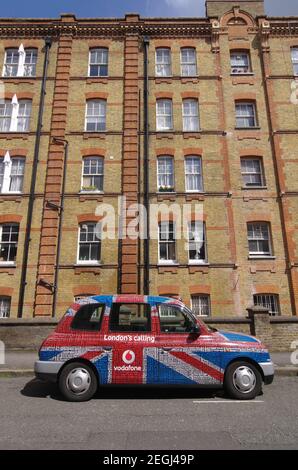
left=35, top=295, right=274, bottom=401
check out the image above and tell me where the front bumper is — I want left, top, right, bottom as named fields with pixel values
left=259, top=361, right=274, bottom=385
left=34, top=360, right=64, bottom=383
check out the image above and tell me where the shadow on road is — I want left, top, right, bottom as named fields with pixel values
left=21, top=378, right=226, bottom=401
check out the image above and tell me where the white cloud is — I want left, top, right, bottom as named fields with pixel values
left=164, top=0, right=204, bottom=16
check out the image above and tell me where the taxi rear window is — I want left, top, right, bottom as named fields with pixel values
left=71, top=303, right=105, bottom=332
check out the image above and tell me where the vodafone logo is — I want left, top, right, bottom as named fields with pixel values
left=122, top=350, right=135, bottom=365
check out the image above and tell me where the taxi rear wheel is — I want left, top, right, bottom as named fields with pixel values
left=224, top=361, right=262, bottom=400
left=58, top=362, right=98, bottom=402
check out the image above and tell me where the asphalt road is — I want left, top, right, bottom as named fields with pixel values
left=0, top=376, right=297, bottom=450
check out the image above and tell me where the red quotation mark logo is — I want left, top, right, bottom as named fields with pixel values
left=122, top=350, right=135, bottom=365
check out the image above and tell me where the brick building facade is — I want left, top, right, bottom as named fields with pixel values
left=0, top=0, right=298, bottom=319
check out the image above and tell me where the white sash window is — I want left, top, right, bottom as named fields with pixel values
left=0, top=152, right=25, bottom=193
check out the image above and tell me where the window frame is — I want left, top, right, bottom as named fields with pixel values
left=230, top=51, right=252, bottom=75
left=85, top=99, right=107, bottom=133
left=188, top=221, right=207, bottom=264
left=77, top=222, right=101, bottom=265
left=2, top=48, right=19, bottom=77
left=253, top=293, right=280, bottom=316
left=247, top=222, right=272, bottom=257
left=0, top=296, right=11, bottom=318
left=71, top=302, right=105, bottom=332
left=180, top=47, right=197, bottom=77
left=156, top=99, right=173, bottom=131
left=157, top=303, right=196, bottom=334
left=291, top=47, right=298, bottom=76
left=235, top=101, right=258, bottom=129
left=184, top=155, right=203, bottom=192
left=155, top=48, right=172, bottom=77
left=241, top=157, right=265, bottom=188
left=157, top=155, right=175, bottom=192
left=0, top=223, right=19, bottom=265
left=108, top=302, right=152, bottom=333
left=81, top=156, right=104, bottom=193
left=182, top=99, right=200, bottom=132
left=23, top=48, right=38, bottom=77
left=158, top=221, right=177, bottom=265
left=0, top=154, right=26, bottom=194
left=88, top=48, right=109, bottom=77
left=191, top=294, right=211, bottom=317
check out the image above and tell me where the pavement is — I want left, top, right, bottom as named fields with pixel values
left=0, top=375, right=297, bottom=449
left=0, top=350, right=297, bottom=377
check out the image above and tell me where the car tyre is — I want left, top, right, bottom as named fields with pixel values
left=224, top=361, right=262, bottom=400
left=58, top=362, right=98, bottom=402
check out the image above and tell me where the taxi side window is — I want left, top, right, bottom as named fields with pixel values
left=109, top=303, right=151, bottom=332
left=71, top=303, right=105, bottom=332
left=158, top=304, right=194, bottom=333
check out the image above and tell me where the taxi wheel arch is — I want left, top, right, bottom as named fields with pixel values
left=58, top=359, right=99, bottom=402
left=224, top=358, right=263, bottom=400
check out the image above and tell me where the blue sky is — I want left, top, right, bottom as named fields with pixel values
left=0, top=0, right=297, bottom=18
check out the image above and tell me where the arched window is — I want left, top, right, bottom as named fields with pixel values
left=155, top=48, right=171, bottom=77
left=182, top=99, right=199, bottom=132
left=180, top=48, right=197, bottom=76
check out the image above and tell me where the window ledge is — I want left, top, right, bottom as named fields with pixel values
left=79, top=190, right=104, bottom=194
left=241, top=186, right=267, bottom=190
left=74, top=263, right=102, bottom=267
left=188, top=262, right=209, bottom=266
left=235, top=127, right=261, bottom=130
left=0, top=263, right=16, bottom=267
left=230, top=73, right=254, bottom=76
left=158, top=262, right=179, bottom=266
left=248, top=256, right=276, bottom=260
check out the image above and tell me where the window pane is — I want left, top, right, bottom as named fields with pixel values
left=191, top=295, right=210, bottom=316
left=109, top=303, right=151, bottom=332
left=24, top=49, right=37, bottom=76
left=247, top=222, right=271, bottom=255
left=254, top=294, right=279, bottom=316
left=3, top=49, right=18, bottom=77
left=0, top=297, right=11, bottom=318
left=71, top=303, right=105, bottom=331
left=0, top=224, right=19, bottom=262
left=159, top=305, right=194, bottom=333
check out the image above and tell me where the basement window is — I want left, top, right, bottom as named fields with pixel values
left=0, top=296, right=10, bottom=318
left=253, top=294, right=280, bottom=316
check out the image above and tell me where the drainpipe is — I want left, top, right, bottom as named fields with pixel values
left=17, top=37, right=52, bottom=318
left=51, top=137, right=68, bottom=318
left=143, top=37, right=150, bottom=295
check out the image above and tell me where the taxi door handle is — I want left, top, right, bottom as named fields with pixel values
left=162, top=347, right=172, bottom=352
left=103, top=346, right=112, bottom=351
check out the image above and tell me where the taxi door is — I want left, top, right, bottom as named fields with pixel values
left=149, top=303, right=223, bottom=385
left=107, top=301, right=157, bottom=384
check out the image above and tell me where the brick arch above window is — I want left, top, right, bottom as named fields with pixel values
left=154, top=41, right=172, bottom=48
left=183, top=147, right=202, bottom=156
left=157, top=212, right=178, bottom=223
left=239, top=148, right=263, bottom=157
left=73, top=285, right=100, bottom=296
left=229, top=44, right=251, bottom=52
left=81, top=148, right=106, bottom=157
left=77, top=214, right=103, bottom=224
left=246, top=215, right=271, bottom=223
left=181, top=92, right=199, bottom=99
left=0, top=214, right=22, bottom=224
left=0, top=148, right=27, bottom=157
left=254, top=285, right=279, bottom=295
left=88, top=40, right=111, bottom=48
left=0, top=287, right=13, bottom=297
left=2, top=40, right=40, bottom=49
left=189, top=285, right=210, bottom=295
left=186, top=211, right=207, bottom=222
left=155, top=92, right=173, bottom=99
left=179, top=41, right=197, bottom=48
left=234, top=93, right=256, bottom=102
left=4, top=92, right=34, bottom=100
left=85, top=92, right=108, bottom=100
left=158, top=285, right=179, bottom=296
left=156, top=148, right=175, bottom=157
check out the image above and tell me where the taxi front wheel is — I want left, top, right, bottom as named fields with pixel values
left=224, top=361, right=262, bottom=400
left=58, top=362, right=98, bottom=402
